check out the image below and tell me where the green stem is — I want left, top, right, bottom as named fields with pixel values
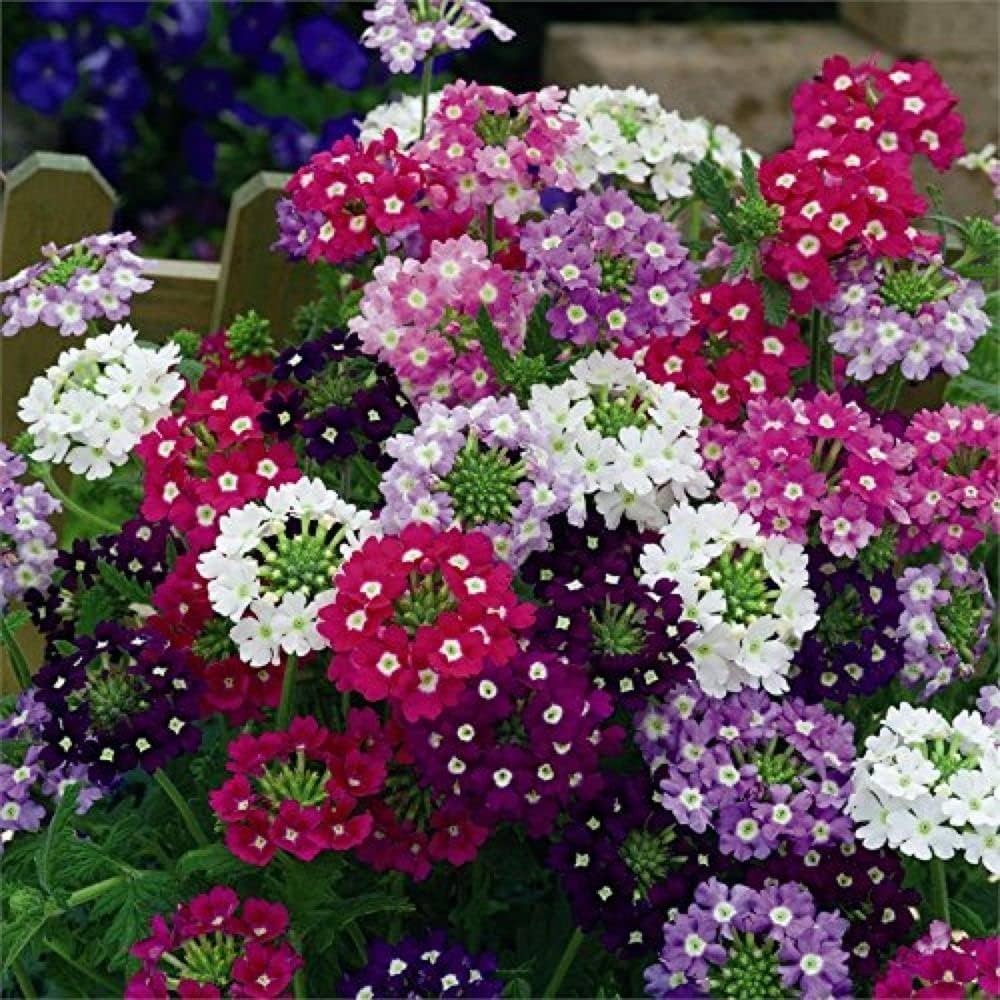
left=31, top=464, right=119, bottom=534
left=43, top=937, right=120, bottom=995
left=66, top=874, right=126, bottom=908
left=276, top=653, right=298, bottom=730
left=929, top=856, right=951, bottom=924
left=542, top=927, right=584, bottom=998
left=11, top=958, right=37, bottom=1000
left=418, top=56, right=434, bottom=139
left=154, top=769, right=209, bottom=847
left=1, top=614, right=32, bottom=690
left=687, top=200, right=702, bottom=245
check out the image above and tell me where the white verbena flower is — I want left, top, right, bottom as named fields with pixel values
left=639, top=501, right=817, bottom=696
left=848, top=703, right=1000, bottom=874
left=197, top=478, right=377, bottom=665
left=17, top=324, right=183, bottom=480
left=358, top=91, right=444, bottom=148
left=563, top=84, right=756, bottom=202
left=531, top=352, right=710, bottom=531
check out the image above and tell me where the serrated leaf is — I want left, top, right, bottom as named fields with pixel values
left=37, top=783, right=80, bottom=894
left=76, top=587, right=119, bottom=636
left=309, top=892, right=416, bottom=954
left=475, top=306, right=513, bottom=378
left=1, top=609, right=30, bottom=633
left=740, top=151, right=760, bottom=199
left=176, top=843, right=252, bottom=882
left=523, top=297, right=560, bottom=360
left=53, top=639, right=77, bottom=656
left=1, top=885, right=60, bottom=974
left=761, top=278, right=791, bottom=327
left=691, top=157, right=738, bottom=243
left=90, top=871, right=180, bottom=971
left=724, top=243, right=756, bottom=280
left=96, top=560, right=152, bottom=606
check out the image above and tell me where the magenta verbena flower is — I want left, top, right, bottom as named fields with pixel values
left=521, top=188, right=697, bottom=346
left=645, top=878, right=851, bottom=999
left=636, top=683, right=855, bottom=861
left=0, top=231, right=152, bottom=338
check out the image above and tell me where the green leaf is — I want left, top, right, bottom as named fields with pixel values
left=761, top=278, right=791, bottom=327
left=475, top=306, right=514, bottom=378
left=724, top=242, right=756, bottom=280
left=176, top=843, right=252, bottom=883
left=90, top=871, right=180, bottom=971
left=76, top=587, right=119, bottom=636
left=691, top=157, right=738, bottom=243
left=37, top=783, right=81, bottom=894
left=309, top=892, right=416, bottom=954
left=1, top=885, right=60, bottom=974
left=1, top=609, right=30, bottom=633
left=740, top=151, right=760, bottom=199
left=523, top=297, right=560, bottom=360
left=96, top=560, right=152, bottom=606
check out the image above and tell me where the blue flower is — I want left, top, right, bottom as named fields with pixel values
left=178, top=67, right=235, bottom=117
left=79, top=42, right=150, bottom=116
left=268, top=117, right=314, bottom=170
left=317, top=114, right=358, bottom=149
left=294, top=15, right=369, bottom=91
left=182, top=122, right=217, bottom=184
left=92, top=2, right=151, bottom=27
left=228, top=0, right=285, bottom=59
left=12, top=39, right=79, bottom=114
left=150, top=0, right=210, bottom=62
left=26, top=1, right=87, bottom=21
left=66, top=105, right=135, bottom=178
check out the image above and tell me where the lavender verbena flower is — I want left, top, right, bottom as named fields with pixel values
left=272, top=197, right=322, bottom=261
left=548, top=769, right=721, bottom=957
left=0, top=690, right=104, bottom=854
left=645, top=878, right=851, bottom=999
left=0, top=442, right=60, bottom=613
left=746, top=842, right=921, bottom=983
left=636, top=683, right=855, bottom=861
left=338, top=931, right=503, bottom=998
left=897, top=553, right=993, bottom=698
left=0, top=232, right=152, bottom=338
left=361, top=0, right=513, bottom=74
left=789, top=540, right=905, bottom=703
left=379, top=394, right=579, bottom=566
left=521, top=188, right=698, bottom=346
left=977, top=685, right=1000, bottom=727
left=826, top=254, right=990, bottom=382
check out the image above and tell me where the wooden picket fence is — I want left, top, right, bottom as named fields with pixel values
left=1, top=152, right=316, bottom=439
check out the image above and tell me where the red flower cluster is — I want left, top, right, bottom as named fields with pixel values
left=759, top=133, right=932, bottom=311
left=126, top=886, right=302, bottom=999
left=793, top=56, right=965, bottom=171
left=283, top=130, right=458, bottom=264
left=637, top=278, right=808, bottom=423
left=209, top=715, right=388, bottom=867
left=149, top=553, right=285, bottom=726
left=137, top=372, right=299, bottom=553
left=319, top=524, right=535, bottom=722
left=353, top=714, right=490, bottom=881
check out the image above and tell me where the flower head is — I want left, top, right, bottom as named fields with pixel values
left=126, top=887, right=302, bottom=998
left=1, top=232, right=152, bottom=338
left=640, top=502, right=818, bottom=696
left=637, top=683, right=855, bottom=861
left=196, top=478, right=376, bottom=665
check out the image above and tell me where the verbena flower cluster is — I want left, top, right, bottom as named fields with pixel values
left=19, top=324, right=184, bottom=480
left=3, top=16, right=997, bottom=1000
left=849, top=703, right=1000, bottom=873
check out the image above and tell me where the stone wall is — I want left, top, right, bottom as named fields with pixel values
left=543, top=1, right=998, bottom=217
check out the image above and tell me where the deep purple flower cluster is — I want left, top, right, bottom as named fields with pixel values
left=407, top=649, right=625, bottom=837
left=260, top=329, right=413, bottom=471
left=789, top=545, right=904, bottom=703
left=520, top=514, right=694, bottom=709
left=25, top=517, right=174, bottom=647
left=338, top=931, right=503, bottom=998
left=520, top=188, right=697, bottom=345
left=897, top=552, right=994, bottom=697
left=548, top=770, right=720, bottom=957
left=646, top=879, right=851, bottom=999
left=0, top=232, right=151, bottom=338
left=33, top=623, right=202, bottom=787
left=637, top=684, right=855, bottom=861
left=0, top=443, right=60, bottom=613
left=746, top=842, right=921, bottom=983
left=0, top=690, right=103, bottom=854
